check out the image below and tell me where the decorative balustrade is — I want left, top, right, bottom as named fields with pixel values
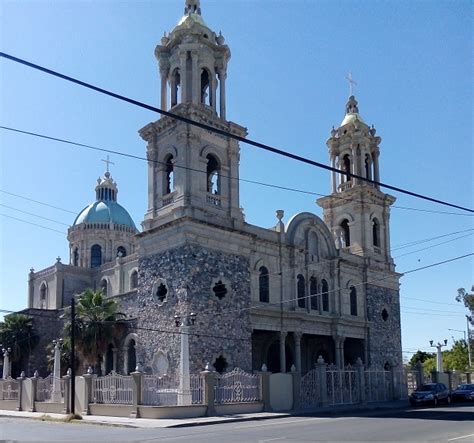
left=0, top=378, right=19, bottom=401
left=162, top=192, right=176, bottom=207
left=214, top=368, right=261, bottom=404
left=206, top=193, right=222, bottom=207
left=92, top=371, right=133, bottom=405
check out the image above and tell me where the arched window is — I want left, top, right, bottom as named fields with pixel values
left=130, top=270, right=138, bottom=290
left=40, top=283, right=47, bottom=308
left=297, top=274, right=306, bottom=308
left=322, top=279, right=329, bottom=312
left=372, top=218, right=380, bottom=248
left=91, top=244, right=102, bottom=268
left=201, top=68, right=211, bottom=105
left=171, top=68, right=181, bottom=107
left=310, top=276, right=318, bottom=311
left=73, top=247, right=79, bottom=266
left=350, top=286, right=357, bottom=316
left=342, top=154, right=351, bottom=182
left=365, top=154, right=372, bottom=180
left=206, top=154, right=220, bottom=194
left=117, top=246, right=127, bottom=258
left=341, top=219, right=350, bottom=247
left=164, top=154, right=174, bottom=195
left=156, top=283, right=168, bottom=303
left=259, top=266, right=269, bottom=303
left=100, top=279, right=108, bottom=296
left=308, top=231, right=319, bottom=262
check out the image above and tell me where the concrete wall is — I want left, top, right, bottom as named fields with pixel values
left=269, top=373, right=293, bottom=411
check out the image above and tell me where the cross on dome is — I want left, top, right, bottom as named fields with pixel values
left=345, top=71, right=357, bottom=97
left=101, top=155, right=115, bottom=177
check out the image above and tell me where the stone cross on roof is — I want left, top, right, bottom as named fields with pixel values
left=345, top=71, right=357, bottom=97
left=101, top=155, right=115, bottom=174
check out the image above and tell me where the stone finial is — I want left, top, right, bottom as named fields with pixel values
left=276, top=209, right=284, bottom=221
left=290, top=364, right=296, bottom=372
left=33, top=370, right=39, bottom=378
left=261, top=363, right=268, bottom=372
left=370, top=125, right=376, bottom=136
left=66, top=368, right=72, bottom=376
left=204, top=362, right=212, bottom=371
left=20, top=371, right=26, bottom=378
left=87, top=366, right=93, bottom=374
left=56, top=256, right=61, bottom=263
left=217, top=31, right=225, bottom=45
left=317, top=355, right=325, bottom=365
left=29, top=267, right=35, bottom=274
left=331, top=126, right=337, bottom=137
left=161, top=32, right=170, bottom=46
left=356, top=357, right=363, bottom=366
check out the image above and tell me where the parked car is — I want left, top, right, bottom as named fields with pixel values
left=409, top=383, right=451, bottom=406
left=451, top=384, right=474, bottom=402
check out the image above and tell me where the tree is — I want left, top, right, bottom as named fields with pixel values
left=0, top=313, right=39, bottom=377
left=443, top=340, right=469, bottom=371
left=456, top=286, right=474, bottom=319
left=63, top=289, right=126, bottom=374
left=408, top=350, right=435, bottom=368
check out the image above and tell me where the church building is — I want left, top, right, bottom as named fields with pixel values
left=25, top=0, right=402, bottom=376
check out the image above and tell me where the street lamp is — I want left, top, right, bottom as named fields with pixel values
left=430, top=339, right=448, bottom=372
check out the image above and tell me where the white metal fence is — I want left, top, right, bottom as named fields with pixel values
left=0, top=378, right=19, bottom=401
left=92, top=371, right=133, bottom=405
left=214, top=368, right=261, bottom=404
left=36, top=375, right=65, bottom=402
left=365, top=368, right=392, bottom=402
left=300, top=368, right=321, bottom=409
left=326, top=365, right=359, bottom=405
left=141, top=374, right=204, bottom=406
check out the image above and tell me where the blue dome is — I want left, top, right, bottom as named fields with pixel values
left=73, top=200, right=137, bottom=230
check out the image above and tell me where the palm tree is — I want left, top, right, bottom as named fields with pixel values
left=0, top=313, right=39, bottom=377
left=63, top=289, right=126, bottom=374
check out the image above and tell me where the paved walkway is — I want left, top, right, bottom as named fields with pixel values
left=0, top=401, right=408, bottom=429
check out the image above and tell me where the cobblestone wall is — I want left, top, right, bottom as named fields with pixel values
left=366, top=284, right=402, bottom=368
left=119, top=244, right=252, bottom=374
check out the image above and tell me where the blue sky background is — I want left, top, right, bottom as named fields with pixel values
left=1, top=0, right=472, bottom=362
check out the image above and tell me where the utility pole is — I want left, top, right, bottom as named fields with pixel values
left=430, top=339, right=448, bottom=372
left=467, top=315, right=472, bottom=368
left=70, top=297, right=75, bottom=415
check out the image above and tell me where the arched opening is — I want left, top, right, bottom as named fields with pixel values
left=73, top=247, right=79, bottom=266
left=310, top=276, right=318, bottom=311
left=105, top=344, right=114, bottom=374
left=40, top=283, right=47, bottom=308
left=307, top=231, right=319, bottom=262
left=340, top=219, right=350, bottom=247
left=259, top=266, right=269, bottom=303
left=297, top=274, right=306, bottom=308
left=342, top=154, right=351, bottom=182
left=170, top=68, right=181, bottom=106
left=117, top=246, right=127, bottom=258
left=201, top=68, right=211, bottom=105
left=100, top=279, right=108, bottom=297
left=322, top=279, right=329, bottom=312
left=127, top=339, right=136, bottom=375
left=372, top=218, right=380, bottom=247
left=350, top=286, right=357, bottom=316
left=164, top=154, right=174, bottom=195
left=130, top=270, right=138, bottom=290
left=91, top=244, right=102, bottom=268
left=213, top=355, right=228, bottom=374
left=206, top=154, right=220, bottom=194
left=365, top=153, right=372, bottom=180
left=156, top=283, right=168, bottom=303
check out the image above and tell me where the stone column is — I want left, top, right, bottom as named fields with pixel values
left=317, top=356, right=328, bottom=406
left=16, top=371, right=25, bottom=411
left=210, top=71, right=217, bottom=111
left=112, top=348, right=118, bottom=372
left=331, top=155, right=337, bottom=193
left=51, top=339, right=63, bottom=403
left=170, top=74, right=177, bottom=107
left=178, top=323, right=192, bottom=406
left=28, top=269, right=35, bottom=308
left=279, top=331, right=287, bottom=373
left=130, top=369, right=142, bottom=418
left=29, top=371, right=39, bottom=412
left=294, top=332, right=302, bottom=373
left=191, top=51, right=199, bottom=104
left=373, top=151, right=380, bottom=189
left=333, top=336, right=345, bottom=369
left=2, top=348, right=11, bottom=379
left=218, top=69, right=226, bottom=119
left=201, top=365, right=216, bottom=416
left=62, top=370, right=71, bottom=414
left=82, top=368, right=94, bottom=415
left=180, top=53, right=187, bottom=103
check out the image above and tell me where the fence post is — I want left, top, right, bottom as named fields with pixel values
left=62, top=369, right=71, bottom=414
left=259, top=365, right=272, bottom=412
left=356, top=358, right=366, bottom=404
left=466, top=372, right=471, bottom=384
left=415, top=362, right=424, bottom=388
left=16, top=371, right=26, bottom=411
left=201, top=364, right=216, bottom=416
left=29, top=371, right=39, bottom=412
left=130, top=369, right=142, bottom=418
left=431, top=369, right=438, bottom=383
left=291, top=366, right=301, bottom=412
left=317, top=356, right=328, bottom=406
left=82, top=367, right=94, bottom=415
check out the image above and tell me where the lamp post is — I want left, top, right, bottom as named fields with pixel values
left=1, top=346, right=11, bottom=379
left=430, top=339, right=448, bottom=372
left=174, top=312, right=196, bottom=406
left=467, top=315, right=473, bottom=368
left=51, top=338, right=63, bottom=402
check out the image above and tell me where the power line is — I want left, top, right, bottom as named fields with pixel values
left=392, top=228, right=474, bottom=250
left=0, top=213, right=66, bottom=234
left=0, top=189, right=76, bottom=214
left=0, top=203, right=70, bottom=226
left=3, top=125, right=471, bottom=219
left=1, top=52, right=472, bottom=214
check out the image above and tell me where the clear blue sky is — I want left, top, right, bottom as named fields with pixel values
left=1, top=0, right=472, bottom=362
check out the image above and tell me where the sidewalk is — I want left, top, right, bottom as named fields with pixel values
left=0, top=401, right=408, bottom=429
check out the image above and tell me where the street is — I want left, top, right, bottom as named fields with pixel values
left=1, top=405, right=473, bottom=442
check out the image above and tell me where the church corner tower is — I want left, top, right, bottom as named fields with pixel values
left=317, top=95, right=396, bottom=271
left=139, top=0, right=247, bottom=232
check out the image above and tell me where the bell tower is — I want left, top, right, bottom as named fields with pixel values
left=317, top=96, right=396, bottom=268
left=140, top=0, right=246, bottom=231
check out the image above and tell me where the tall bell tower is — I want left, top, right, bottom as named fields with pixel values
left=140, top=0, right=247, bottom=231
left=317, top=96, right=396, bottom=269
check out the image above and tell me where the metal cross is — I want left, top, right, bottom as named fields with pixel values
left=345, top=71, right=357, bottom=96
left=101, top=155, right=115, bottom=173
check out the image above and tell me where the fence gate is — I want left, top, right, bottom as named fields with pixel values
left=0, top=378, right=19, bottom=401
left=365, top=368, right=391, bottom=402
left=326, top=365, right=358, bottom=405
left=214, top=368, right=261, bottom=404
left=300, top=368, right=320, bottom=409
left=92, top=371, right=133, bottom=405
